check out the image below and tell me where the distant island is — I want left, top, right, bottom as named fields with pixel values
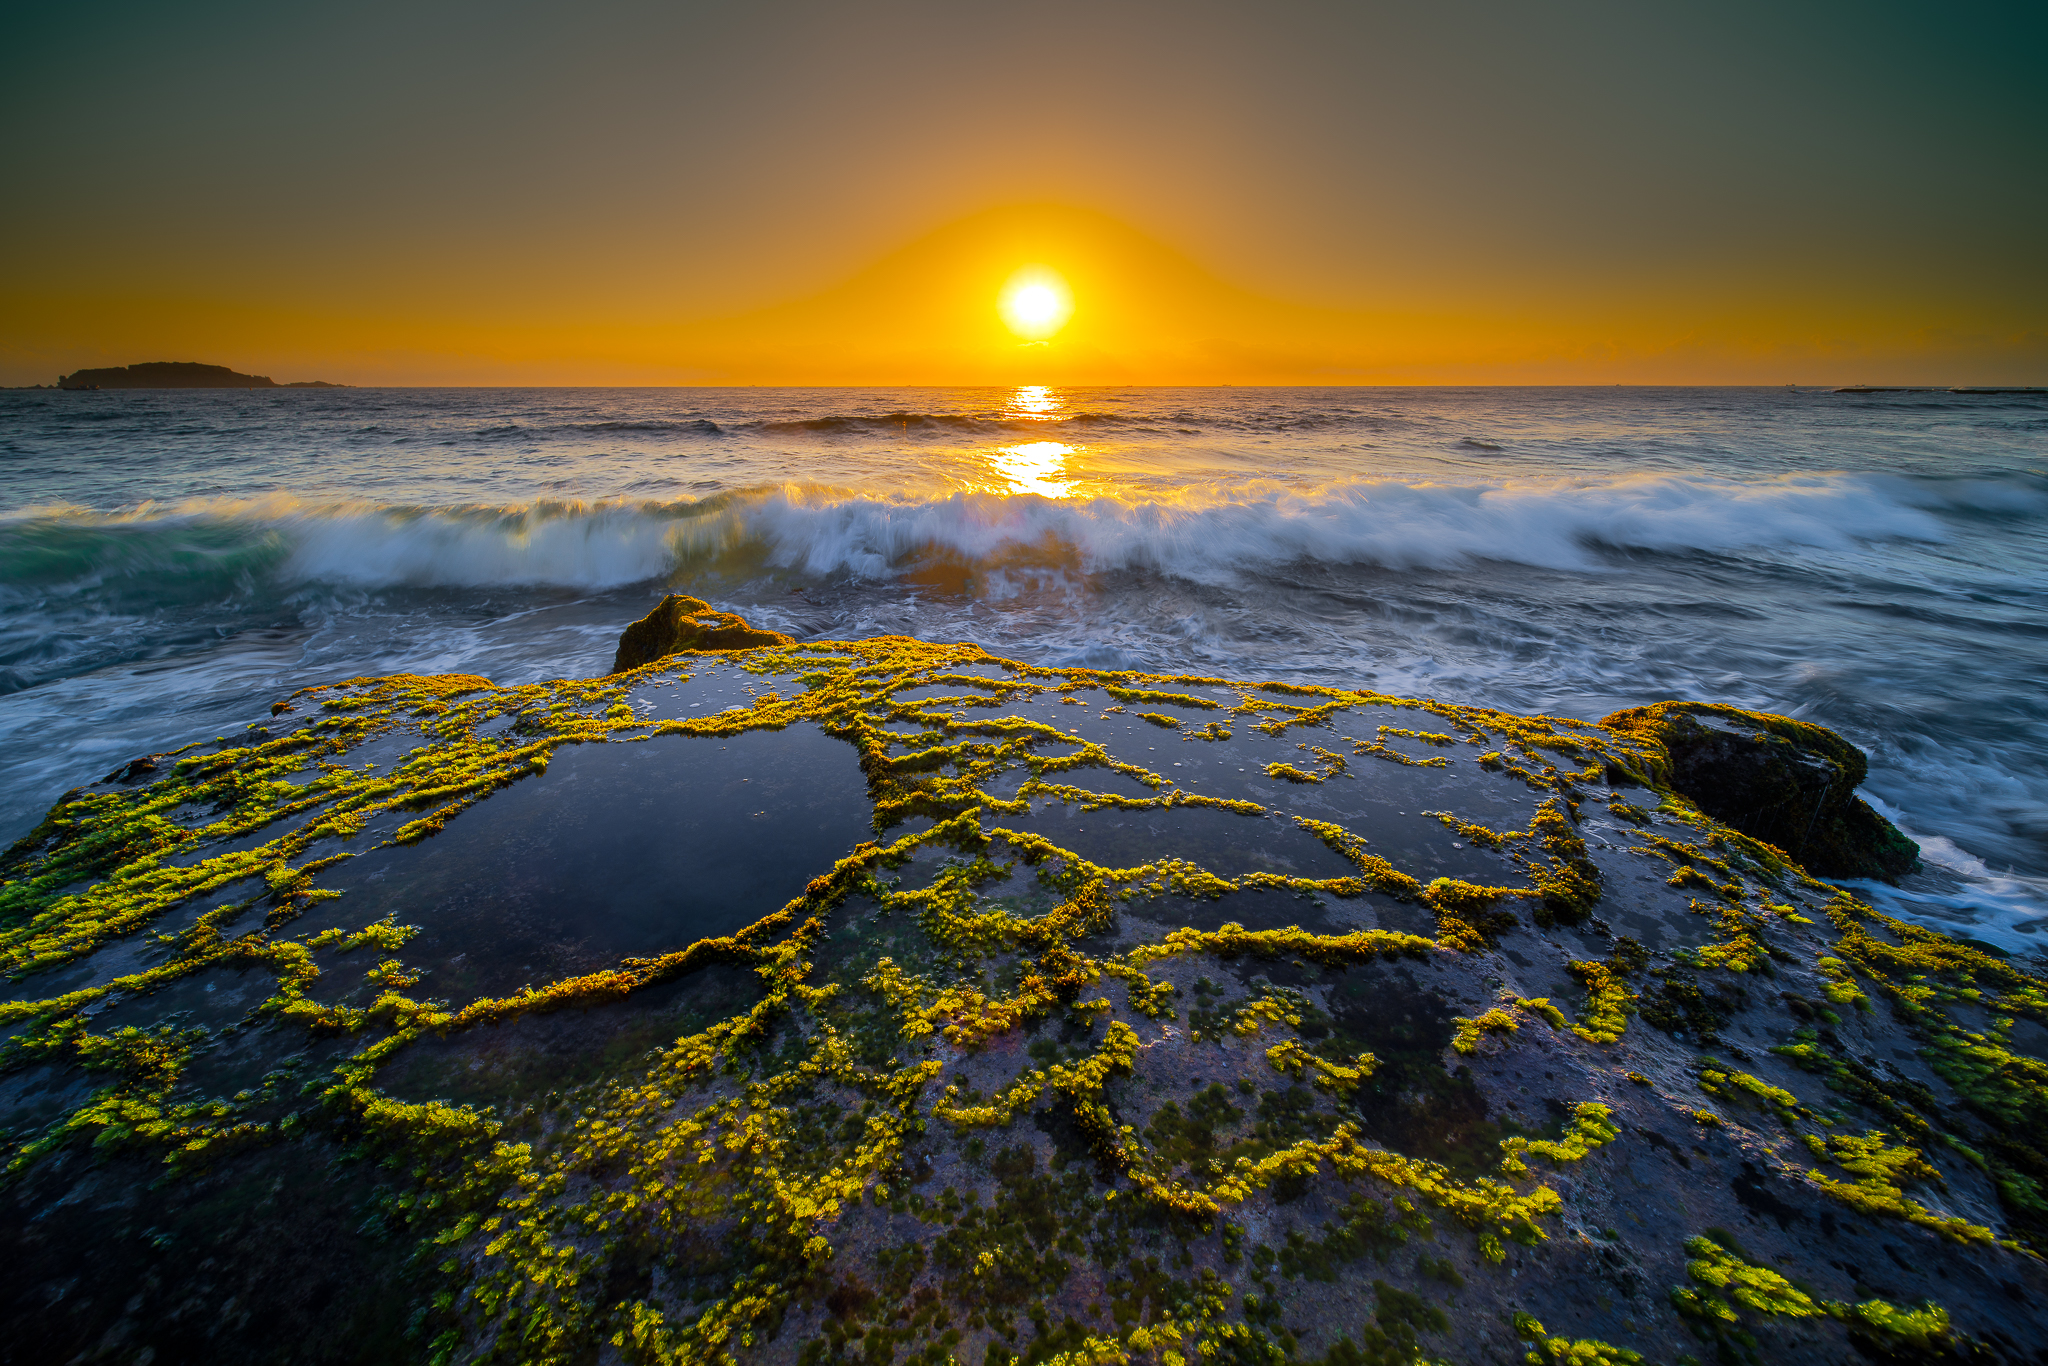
left=53, top=361, right=346, bottom=389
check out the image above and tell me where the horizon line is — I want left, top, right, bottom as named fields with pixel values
left=11, top=382, right=2040, bottom=392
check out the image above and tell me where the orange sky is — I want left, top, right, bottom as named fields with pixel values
left=3, top=3, right=2042, bottom=387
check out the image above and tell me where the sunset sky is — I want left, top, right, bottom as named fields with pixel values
left=3, top=0, right=2041, bottom=387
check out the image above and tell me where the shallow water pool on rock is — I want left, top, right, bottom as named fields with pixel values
left=306, top=722, right=874, bottom=1003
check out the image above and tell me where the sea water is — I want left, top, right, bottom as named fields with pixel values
left=1, top=385, right=2042, bottom=948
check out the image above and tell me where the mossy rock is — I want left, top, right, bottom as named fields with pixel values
left=611, top=593, right=796, bottom=671
left=8, top=629, right=2043, bottom=1366
left=1601, top=701, right=1919, bottom=881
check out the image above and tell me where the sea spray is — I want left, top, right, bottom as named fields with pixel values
left=0, top=469, right=1978, bottom=597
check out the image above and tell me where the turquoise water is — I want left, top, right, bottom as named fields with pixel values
left=2, top=384, right=2043, bottom=944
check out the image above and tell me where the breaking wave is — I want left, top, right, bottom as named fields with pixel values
left=3, top=469, right=2024, bottom=602
left=756, top=410, right=1140, bottom=436
left=459, top=412, right=1158, bottom=442
left=473, top=418, right=726, bottom=439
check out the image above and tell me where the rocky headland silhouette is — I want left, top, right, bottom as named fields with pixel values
left=54, top=361, right=345, bottom=389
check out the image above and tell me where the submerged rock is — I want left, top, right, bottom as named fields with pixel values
left=0, top=621, right=2041, bottom=1366
left=1602, top=701, right=1919, bottom=881
left=611, top=592, right=797, bottom=671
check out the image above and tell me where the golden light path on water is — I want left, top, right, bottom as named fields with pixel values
left=984, top=386, right=1076, bottom=496
left=984, top=440, right=1076, bottom=498
left=1006, top=385, right=1060, bottom=418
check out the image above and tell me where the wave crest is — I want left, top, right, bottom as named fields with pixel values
left=0, top=470, right=2018, bottom=600
left=757, top=410, right=1134, bottom=436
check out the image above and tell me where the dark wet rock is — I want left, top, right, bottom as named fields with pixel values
left=101, top=753, right=163, bottom=784
left=1602, top=700, right=1920, bottom=880
left=4, top=649, right=2041, bottom=1365
left=610, top=592, right=796, bottom=672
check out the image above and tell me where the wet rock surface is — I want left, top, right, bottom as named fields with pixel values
left=611, top=593, right=798, bottom=672
left=1, top=631, right=2043, bottom=1365
left=1601, top=701, right=1920, bottom=882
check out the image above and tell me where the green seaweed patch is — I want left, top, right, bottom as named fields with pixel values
left=1346, top=730, right=1451, bottom=770
left=1637, top=968, right=1746, bottom=1042
left=1671, top=1234, right=1966, bottom=1360
left=1563, top=959, right=1635, bottom=1044
left=1513, top=1311, right=1643, bottom=1365
left=1422, top=810, right=1518, bottom=849
left=1696, top=1059, right=1800, bottom=1124
left=1292, top=820, right=1427, bottom=902
left=1802, top=1130, right=1996, bottom=1244
left=1605, top=799, right=1650, bottom=826
left=1423, top=879, right=1527, bottom=952
left=1450, top=1008, right=1519, bottom=1055
left=1497, top=1101, right=1620, bottom=1176
left=1104, top=687, right=1221, bottom=711
left=1526, top=798, right=1601, bottom=926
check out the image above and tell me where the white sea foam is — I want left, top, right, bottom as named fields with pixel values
left=718, top=471, right=1952, bottom=583
left=0, top=471, right=1963, bottom=595
left=1843, top=797, right=2048, bottom=957
left=281, top=500, right=691, bottom=588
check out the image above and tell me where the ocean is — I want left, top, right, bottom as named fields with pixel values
left=1, top=384, right=2043, bottom=949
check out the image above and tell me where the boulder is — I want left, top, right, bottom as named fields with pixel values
left=1600, top=700, right=1919, bottom=880
left=609, top=593, right=795, bottom=672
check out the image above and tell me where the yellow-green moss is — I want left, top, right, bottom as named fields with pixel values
left=6, top=632, right=2040, bottom=1364
left=1498, top=1102, right=1620, bottom=1176
left=1512, top=1312, right=1643, bottom=1365
left=1564, top=961, right=1634, bottom=1044
left=1451, top=1008, right=1519, bottom=1055
left=1670, top=1234, right=1963, bottom=1358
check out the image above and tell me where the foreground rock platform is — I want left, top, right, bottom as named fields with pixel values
left=2, top=627, right=2044, bottom=1365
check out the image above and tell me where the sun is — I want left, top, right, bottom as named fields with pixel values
left=998, top=266, right=1073, bottom=340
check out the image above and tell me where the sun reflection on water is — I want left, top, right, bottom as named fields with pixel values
left=976, top=387, right=1078, bottom=495
left=986, top=440, right=1075, bottom=498
left=1006, top=385, right=1061, bottom=419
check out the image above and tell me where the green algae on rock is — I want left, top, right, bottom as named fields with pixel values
left=2, top=617, right=2044, bottom=1366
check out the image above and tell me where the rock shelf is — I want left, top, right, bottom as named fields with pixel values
left=2, top=616, right=2043, bottom=1365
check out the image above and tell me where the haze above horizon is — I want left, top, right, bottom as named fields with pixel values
left=2, top=0, right=2042, bottom=388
